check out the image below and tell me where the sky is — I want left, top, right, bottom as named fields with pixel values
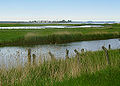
left=0, top=0, right=120, bottom=21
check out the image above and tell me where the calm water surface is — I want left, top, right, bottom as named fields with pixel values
left=0, top=25, right=104, bottom=29
left=0, top=38, right=119, bottom=68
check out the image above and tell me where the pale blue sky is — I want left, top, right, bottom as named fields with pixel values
left=0, top=0, right=120, bottom=21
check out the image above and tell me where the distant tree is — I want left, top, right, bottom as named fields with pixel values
left=68, top=20, right=72, bottom=22
left=61, top=20, right=66, bottom=23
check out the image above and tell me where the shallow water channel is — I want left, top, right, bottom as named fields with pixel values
left=0, top=25, right=103, bottom=29
left=0, top=38, right=119, bottom=68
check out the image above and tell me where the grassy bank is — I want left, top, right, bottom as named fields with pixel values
left=0, top=24, right=120, bottom=46
left=0, top=49, right=119, bottom=86
left=55, top=66, right=120, bottom=86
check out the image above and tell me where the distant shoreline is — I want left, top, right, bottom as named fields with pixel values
left=0, top=20, right=119, bottom=24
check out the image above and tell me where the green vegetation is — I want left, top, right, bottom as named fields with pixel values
left=55, top=66, right=120, bottom=86
left=0, top=49, right=119, bottom=86
left=0, top=23, right=119, bottom=86
left=0, top=24, right=120, bottom=46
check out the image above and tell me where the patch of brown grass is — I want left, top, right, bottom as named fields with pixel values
left=53, top=31, right=83, bottom=35
left=24, top=32, right=38, bottom=40
left=53, top=31, right=71, bottom=35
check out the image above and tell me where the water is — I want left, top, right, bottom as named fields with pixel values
left=0, top=38, right=119, bottom=68
left=0, top=25, right=104, bottom=29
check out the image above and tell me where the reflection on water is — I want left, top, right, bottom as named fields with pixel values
left=0, top=38, right=119, bottom=68
left=0, top=25, right=104, bottom=29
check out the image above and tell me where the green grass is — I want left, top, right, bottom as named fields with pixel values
left=0, top=24, right=120, bottom=46
left=0, top=49, right=119, bottom=86
left=54, top=66, right=120, bottom=86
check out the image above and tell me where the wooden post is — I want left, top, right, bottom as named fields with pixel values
left=74, top=49, right=80, bottom=55
left=108, top=44, right=111, bottom=50
left=48, top=51, right=56, bottom=61
left=102, top=46, right=110, bottom=65
left=28, top=49, right=31, bottom=65
left=32, top=54, right=36, bottom=65
left=74, top=49, right=80, bottom=64
left=65, top=49, right=69, bottom=59
left=81, top=48, right=84, bottom=53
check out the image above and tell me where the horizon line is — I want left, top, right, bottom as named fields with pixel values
left=0, top=20, right=119, bottom=22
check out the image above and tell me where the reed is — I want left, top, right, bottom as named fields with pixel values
left=0, top=49, right=119, bottom=86
left=55, top=66, right=120, bottom=86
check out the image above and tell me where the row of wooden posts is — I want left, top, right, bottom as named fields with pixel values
left=27, top=44, right=111, bottom=65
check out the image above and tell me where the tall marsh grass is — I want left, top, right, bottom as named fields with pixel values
left=0, top=49, right=119, bottom=86
left=1, top=31, right=119, bottom=46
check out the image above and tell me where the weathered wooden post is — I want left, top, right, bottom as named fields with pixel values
left=74, top=49, right=80, bottom=64
left=65, top=49, right=69, bottom=59
left=28, top=48, right=31, bottom=65
left=74, top=49, right=80, bottom=55
left=48, top=51, right=56, bottom=61
left=108, top=44, right=111, bottom=50
left=32, top=54, right=36, bottom=65
left=102, top=46, right=110, bottom=65
left=81, top=48, right=84, bottom=53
